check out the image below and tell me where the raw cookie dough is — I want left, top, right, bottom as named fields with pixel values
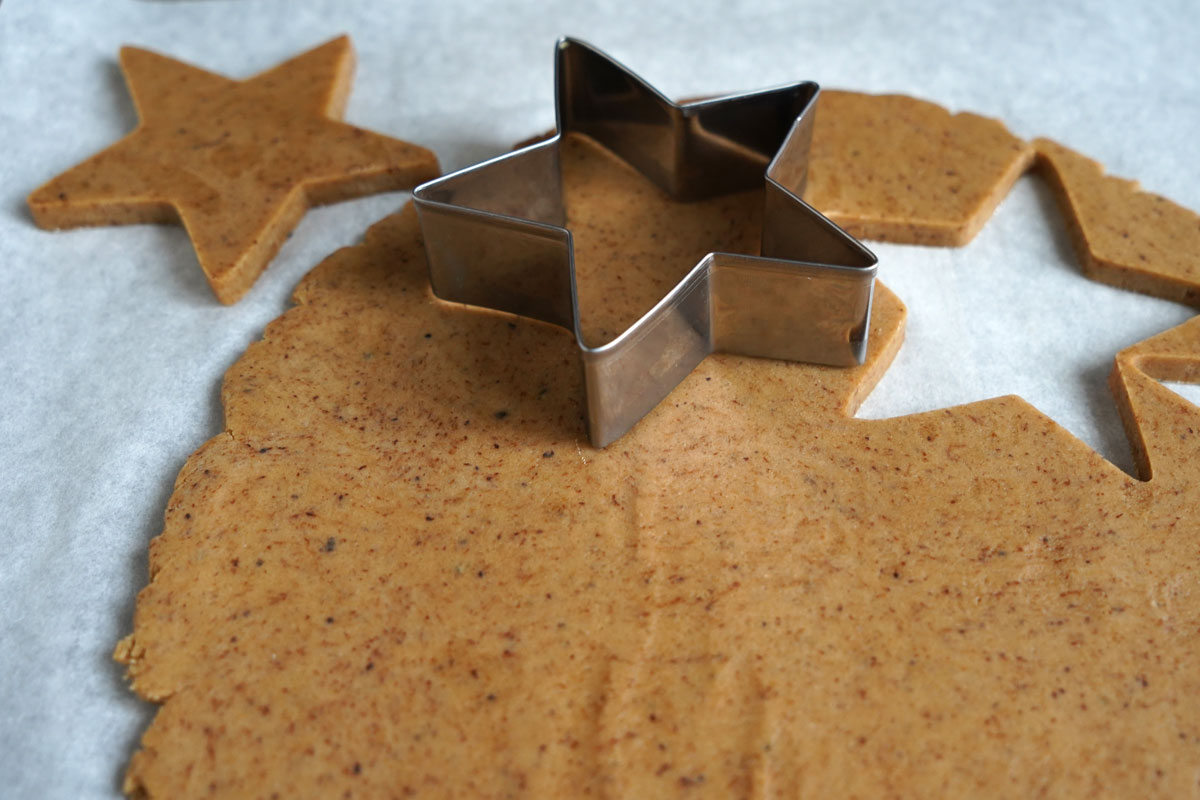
left=1035, top=138, right=1200, bottom=307
left=804, top=90, right=1033, bottom=246
left=27, top=36, right=439, bottom=304
left=117, top=132, right=1200, bottom=797
left=561, top=134, right=763, bottom=346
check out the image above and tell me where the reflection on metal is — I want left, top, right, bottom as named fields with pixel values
left=414, top=38, right=878, bottom=448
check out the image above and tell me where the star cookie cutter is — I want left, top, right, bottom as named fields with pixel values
left=413, top=38, right=878, bottom=447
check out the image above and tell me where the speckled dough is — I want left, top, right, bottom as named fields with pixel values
left=116, top=127, right=1200, bottom=798
left=27, top=36, right=439, bottom=304
left=112, top=90, right=1200, bottom=796
left=804, top=90, right=1034, bottom=246
left=1035, top=138, right=1200, bottom=307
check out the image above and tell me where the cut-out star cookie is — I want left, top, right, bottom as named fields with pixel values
left=27, top=36, right=440, bottom=304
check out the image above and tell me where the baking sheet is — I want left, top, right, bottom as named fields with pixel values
left=1, top=0, right=1197, bottom=796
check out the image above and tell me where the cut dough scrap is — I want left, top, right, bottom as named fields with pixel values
left=805, top=90, right=1034, bottom=246
left=27, top=36, right=439, bottom=304
left=1035, top=138, right=1200, bottom=307
left=1110, top=314, right=1200, bottom=482
left=118, top=154, right=1200, bottom=796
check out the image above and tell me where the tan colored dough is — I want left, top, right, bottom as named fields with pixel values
left=804, top=90, right=1033, bottom=246
left=1035, top=138, right=1200, bottom=307
left=561, top=134, right=762, bottom=345
left=27, top=36, right=439, bottom=304
left=1110, top=314, right=1200, bottom=481
left=117, top=133, right=1200, bottom=798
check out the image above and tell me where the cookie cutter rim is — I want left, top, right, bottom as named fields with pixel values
left=413, top=37, right=878, bottom=448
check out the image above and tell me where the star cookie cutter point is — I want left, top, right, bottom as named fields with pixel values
left=413, top=37, right=878, bottom=448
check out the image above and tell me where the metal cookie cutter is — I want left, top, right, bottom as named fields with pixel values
left=413, top=38, right=878, bottom=448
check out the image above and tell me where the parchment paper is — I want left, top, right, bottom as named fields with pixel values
left=1, top=0, right=1197, bottom=795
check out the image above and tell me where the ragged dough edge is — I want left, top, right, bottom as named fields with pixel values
left=112, top=208, right=457, bottom=799
left=113, top=434, right=257, bottom=701
left=113, top=210, right=415, bottom=673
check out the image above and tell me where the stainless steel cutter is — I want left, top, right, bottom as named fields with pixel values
left=414, top=38, right=878, bottom=447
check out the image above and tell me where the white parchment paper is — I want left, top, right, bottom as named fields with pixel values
left=1, top=0, right=1197, bottom=796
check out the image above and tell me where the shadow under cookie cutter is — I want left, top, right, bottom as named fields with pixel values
left=413, top=38, right=878, bottom=448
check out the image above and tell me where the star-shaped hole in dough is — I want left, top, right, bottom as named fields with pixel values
left=27, top=35, right=440, bottom=304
